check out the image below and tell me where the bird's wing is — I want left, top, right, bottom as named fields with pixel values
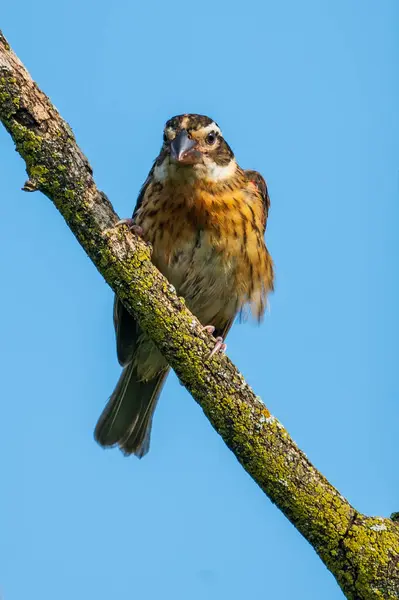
left=114, top=169, right=155, bottom=366
left=131, top=164, right=155, bottom=218
left=244, top=169, right=270, bottom=231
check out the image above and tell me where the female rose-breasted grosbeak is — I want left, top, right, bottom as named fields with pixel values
left=95, top=114, right=274, bottom=458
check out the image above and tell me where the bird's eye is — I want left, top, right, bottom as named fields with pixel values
left=205, top=131, right=217, bottom=145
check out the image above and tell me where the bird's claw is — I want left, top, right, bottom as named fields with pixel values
left=115, top=219, right=144, bottom=238
left=115, top=220, right=152, bottom=253
left=202, top=325, right=227, bottom=359
left=208, top=336, right=227, bottom=358
left=202, top=325, right=215, bottom=335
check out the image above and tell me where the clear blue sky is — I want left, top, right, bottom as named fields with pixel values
left=1, top=1, right=398, bottom=598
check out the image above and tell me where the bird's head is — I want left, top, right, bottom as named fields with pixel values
left=153, top=114, right=237, bottom=183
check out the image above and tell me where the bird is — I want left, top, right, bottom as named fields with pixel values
left=94, top=113, right=274, bottom=458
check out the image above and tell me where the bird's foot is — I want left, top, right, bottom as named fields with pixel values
left=202, top=325, right=215, bottom=335
left=209, top=336, right=227, bottom=358
left=115, top=219, right=144, bottom=238
left=202, top=325, right=227, bottom=358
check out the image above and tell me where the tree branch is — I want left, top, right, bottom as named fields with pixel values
left=1, top=31, right=398, bottom=599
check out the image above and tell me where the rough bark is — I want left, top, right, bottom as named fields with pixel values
left=0, top=31, right=398, bottom=599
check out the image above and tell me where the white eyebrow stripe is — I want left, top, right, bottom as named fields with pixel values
left=198, top=122, right=222, bottom=137
left=164, top=127, right=175, bottom=139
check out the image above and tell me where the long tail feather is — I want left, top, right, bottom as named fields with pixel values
left=94, top=364, right=169, bottom=458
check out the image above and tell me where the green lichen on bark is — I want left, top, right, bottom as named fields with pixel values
left=1, top=30, right=398, bottom=599
left=336, top=516, right=399, bottom=599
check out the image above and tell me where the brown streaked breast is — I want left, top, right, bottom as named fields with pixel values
left=135, top=175, right=274, bottom=323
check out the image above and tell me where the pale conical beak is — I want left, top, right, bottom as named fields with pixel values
left=170, top=130, right=199, bottom=164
